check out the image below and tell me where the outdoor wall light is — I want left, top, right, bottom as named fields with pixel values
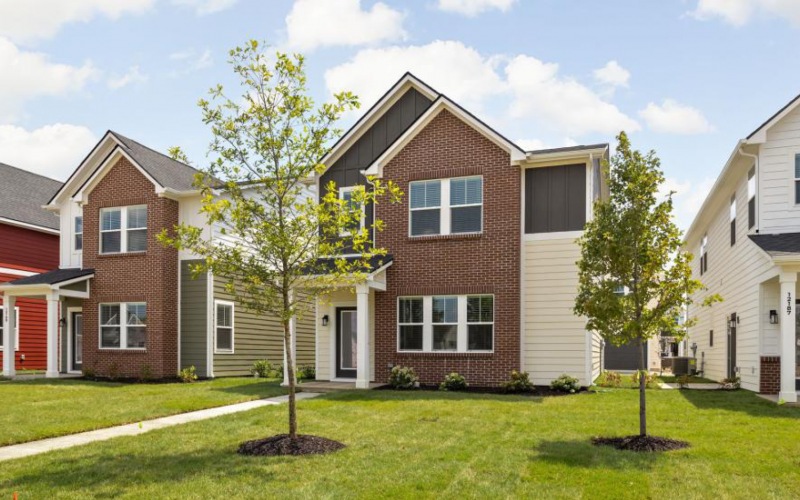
left=321, top=315, right=329, bottom=327
left=769, top=310, right=779, bottom=324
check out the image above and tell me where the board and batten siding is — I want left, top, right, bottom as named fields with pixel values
left=757, top=104, right=800, bottom=234
left=212, top=276, right=314, bottom=377
left=180, top=260, right=209, bottom=377
left=686, top=155, right=776, bottom=391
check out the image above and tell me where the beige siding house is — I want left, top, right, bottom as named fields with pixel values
left=685, top=93, right=800, bottom=402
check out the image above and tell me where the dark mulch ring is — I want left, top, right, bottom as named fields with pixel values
left=592, top=435, right=690, bottom=453
left=238, top=434, right=346, bottom=456
left=376, top=384, right=589, bottom=397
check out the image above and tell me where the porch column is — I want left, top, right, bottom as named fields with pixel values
left=355, top=284, right=370, bottom=389
left=282, top=315, right=297, bottom=387
left=779, top=271, right=797, bottom=403
left=3, top=295, right=16, bottom=378
left=46, top=292, right=60, bottom=378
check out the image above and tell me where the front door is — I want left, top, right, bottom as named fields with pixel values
left=71, top=312, right=83, bottom=371
left=336, top=307, right=357, bottom=379
left=727, top=313, right=737, bottom=379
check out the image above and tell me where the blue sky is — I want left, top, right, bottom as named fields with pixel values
left=1, top=0, right=799, bottom=228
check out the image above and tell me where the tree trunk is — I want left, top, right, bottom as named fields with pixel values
left=283, top=318, right=297, bottom=440
left=638, top=336, right=647, bottom=437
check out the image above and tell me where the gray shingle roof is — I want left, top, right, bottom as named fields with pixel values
left=110, top=131, right=202, bottom=192
left=526, top=143, right=609, bottom=155
left=8, top=267, right=94, bottom=286
left=310, top=254, right=393, bottom=275
left=0, top=163, right=62, bottom=230
left=749, top=233, right=800, bottom=257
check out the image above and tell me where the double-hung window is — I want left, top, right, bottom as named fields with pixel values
left=215, top=301, right=234, bottom=353
left=700, top=234, right=708, bottom=275
left=748, top=167, right=756, bottom=229
left=795, top=154, right=800, bottom=205
left=100, top=205, right=147, bottom=254
left=0, top=307, right=20, bottom=349
left=397, top=295, right=494, bottom=352
left=729, top=196, right=736, bottom=246
left=100, top=302, right=147, bottom=349
left=339, top=186, right=365, bottom=236
left=409, top=176, right=483, bottom=236
left=74, top=216, right=83, bottom=251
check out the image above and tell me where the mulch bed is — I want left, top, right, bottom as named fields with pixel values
left=238, top=434, right=345, bottom=456
left=376, top=384, right=588, bottom=397
left=592, top=435, right=690, bottom=452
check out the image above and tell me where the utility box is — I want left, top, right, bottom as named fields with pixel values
left=672, top=357, right=697, bottom=376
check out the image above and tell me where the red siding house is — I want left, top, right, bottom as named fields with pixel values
left=0, top=163, right=62, bottom=371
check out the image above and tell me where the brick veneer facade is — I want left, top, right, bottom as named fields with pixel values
left=81, top=157, right=179, bottom=379
left=373, top=110, right=521, bottom=387
left=759, top=356, right=780, bottom=394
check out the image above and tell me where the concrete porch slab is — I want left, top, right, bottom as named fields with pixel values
left=298, top=380, right=387, bottom=393
left=756, top=393, right=800, bottom=406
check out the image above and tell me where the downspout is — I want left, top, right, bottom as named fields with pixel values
left=738, top=145, right=759, bottom=233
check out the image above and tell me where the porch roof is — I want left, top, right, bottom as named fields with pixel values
left=5, top=267, right=94, bottom=287
left=310, top=254, right=393, bottom=275
left=748, top=233, right=800, bottom=257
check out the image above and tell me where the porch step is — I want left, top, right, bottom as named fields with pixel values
left=297, top=381, right=387, bottom=392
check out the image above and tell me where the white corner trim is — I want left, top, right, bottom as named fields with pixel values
left=206, top=270, right=215, bottom=377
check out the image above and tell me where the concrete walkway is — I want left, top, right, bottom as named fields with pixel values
left=659, top=383, right=722, bottom=390
left=0, top=392, right=321, bottom=462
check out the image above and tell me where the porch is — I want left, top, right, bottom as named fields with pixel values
left=0, top=268, right=93, bottom=378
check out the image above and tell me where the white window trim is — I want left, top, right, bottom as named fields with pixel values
left=408, top=176, right=483, bottom=237
left=214, top=300, right=235, bottom=354
left=99, top=205, right=147, bottom=255
left=74, top=216, right=83, bottom=252
left=0, top=306, right=21, bottom=351
left=396, top=294, right=494, bottom=353
left=338, top=186, right=366, bottom=237
left=431, top=295, right=459, bottom=352
left=729, top=196, right=736, bottom=222
left=98, top=302, right=147, bottom=351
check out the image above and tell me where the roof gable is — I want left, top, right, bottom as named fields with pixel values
left=747, top=93, right=800, bottom=143
left=0, top=163, right=62, bottom=232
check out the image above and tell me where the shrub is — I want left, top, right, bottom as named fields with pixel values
left=107, top=362, right=120, bottom=381
left=139, top=364, right=154, bottom=382
left=595, top=370, right=622, bottom=388
left=550, top=374, right=581, bottom=393
left=297, top=364, right=316, bottom=381
left=251, top=360, right=282, bottom=379
left=389, top=366, right=419, bottom=389
left=501, top=370, right=534, bottom=393
left=721, top=376, right=741, bottom=390
left=439, top=372, right=468, bottom=392
left=676, top=374, right=691, bottom=389
left=179, top=366, right=198, bottom=383
left=632, top=370, right=659, bottom=388
left=83, top=365, right=96, bottom=379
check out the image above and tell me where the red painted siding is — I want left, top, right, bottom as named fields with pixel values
left=0, top=223, right=59, bottom=370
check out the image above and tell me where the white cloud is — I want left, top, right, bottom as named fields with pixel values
left=169, top=48, right=213, bottom=74
left=639, top=99, right=714, bottom=134
left=505, top=55, right=640, bottom=136
left=285, top=0, right=406, bottom=52
left=325, top=40, right=505, bottom=111
left=593, top=60, right=630, bottom=88
left=0, top=0, right=154, bottom=43
left=515, top=137, right=578, bottom=151
left=172, top=0, right=237, bottom=16
left=0, top=123, right=97, bottom=180
left=107, top=65, right=148, bottom=89
left=662, top=176, right=716, bottom=230
left=0, top=37, right=97, bottom=121
left=436, top=0, right=516, bottom=16
left=690, top=0, right=800, bottom=26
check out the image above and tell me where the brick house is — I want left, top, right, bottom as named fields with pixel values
left=0, top=132, right=314, bottom=379
left=312, top=74, right=609, bottom=388
left=0, top=163, right=62, bottom=372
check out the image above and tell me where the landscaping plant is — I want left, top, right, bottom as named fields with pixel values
left=440, top=372, right=468, bottom=391
left=550, top=374, right=580, bottom=393
left=501, top=370, right=534, bottom=393
left=388, top=366, right=419, bottom=389
left=179, top=366, right=198, bottom=383
left=251, top=360, right=282, bottom=379
left=595, top=370, right=622, bottom=388
left=297, top=365, right=316, bottom=381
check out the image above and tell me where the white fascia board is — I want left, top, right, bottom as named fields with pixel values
left=747, top=95, right=800, bottom=144
left=365, top=98, right=524, bottom=178
left=524, top=146, right=608, bottom=164
left=48, top=131, right=117, bottom=208
left=73, top=147, right=162, bottom=204
left=0, top=218, right=59, bottom=235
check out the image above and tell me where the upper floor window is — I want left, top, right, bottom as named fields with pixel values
left=747, top=167, right=756, bottom=229
left=0, top=307, right=20, bottom=350
left=795, top=154, right=800, bottom=205
left=100, top=205, right=147, bottom=254
left=729, top=196, right=736, bottom=246
left=74, top=216, right=83, bottom=251
left=525, top=164, right=586, bottom=234
left=409, top=176, right=482, bottom=237
left=338, top=186, right=365, bottom=236
left=700, top=234, right=708, bottom=275
left=214, top=300, right=234, bottom=353
left=100, top=302, right=146, bottom=349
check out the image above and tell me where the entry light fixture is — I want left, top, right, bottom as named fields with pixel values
left=769, top=310, right=779, bottom=325
left=728, top=317, right=738, bottom=329
left=321, top=315, right=329, bottom=327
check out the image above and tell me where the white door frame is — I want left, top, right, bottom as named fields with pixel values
left=66, top=306, right=83, bottom=373
left=328, top=300, right=357, bottom=381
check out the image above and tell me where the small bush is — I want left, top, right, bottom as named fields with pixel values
left=502, top=370, right=534, bottom=393
left=595, top=370, right=622, bottom=388
left=439, top=372, right=468, bottom=392
left=676, top=374, right=691, bottom=389
left=251, top=360, right=282, bottom=379
left=550, top=374, right=580, bottom=393
left=83, top=365, right=96, bottom=379
left=632, top=370, right=659, bottom=388
left=721, top=376, right=741, bottom=390
left=107, top=362, right=120, bottom=381
left=178, top=366, right=198, bottom=383
left=297, top=365, right=316, bottom=381
left=389, top=366, right=419, bottom=389
left=139, top=364, right=154, bottom=382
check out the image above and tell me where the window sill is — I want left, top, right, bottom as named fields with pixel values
left=214, top=350, right=235, bottom=355
left=395, top=351, right=494, bottom=358
left=408, top=233, right=482, bottom=242
left=98, top=251, right=147, bottom=258
left=98, top=348, right=148, bottom=352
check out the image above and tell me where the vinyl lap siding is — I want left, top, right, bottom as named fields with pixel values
left=758, top=105, right=800, bottom=234
left=180, top=260, right=208, bottom=377
left=522, top=237, right=591, bottom=385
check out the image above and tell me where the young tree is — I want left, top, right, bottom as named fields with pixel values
left=160, top=41, right=401, bottom=449
left=574, top=132, right=704, bottom=440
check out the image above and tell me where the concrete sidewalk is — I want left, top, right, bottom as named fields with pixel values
left=0, top=392, right=321, bottom=462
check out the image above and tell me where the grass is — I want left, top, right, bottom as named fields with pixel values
left=0, top=377, right=284, bottom=446
left=658, top=375, right=718, bottom=384
left=0, top=388, right=797, bottom=498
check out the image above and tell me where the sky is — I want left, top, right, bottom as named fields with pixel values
left=1, top=0, right=800, bottom=229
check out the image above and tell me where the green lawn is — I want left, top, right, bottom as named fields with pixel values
left=0, top=377, right=284, bottom=446
left=0, top=388, right=797, bottom=498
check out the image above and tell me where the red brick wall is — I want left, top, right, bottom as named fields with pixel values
left=374, top=110, right=520, bottom=387
left=760, top=356, right=780, bottom=395
left=81, top=157, right=179, bottom=379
